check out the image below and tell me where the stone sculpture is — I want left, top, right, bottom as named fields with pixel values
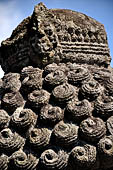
left=0, top=2, right=113, bottom=170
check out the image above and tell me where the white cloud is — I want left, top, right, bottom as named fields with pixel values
left=0, top=0, right=23, bottom=78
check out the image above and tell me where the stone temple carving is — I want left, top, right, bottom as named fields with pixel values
left=0, top=2, right=111, bottom=72
left=0, top=2, right=113, bottom=170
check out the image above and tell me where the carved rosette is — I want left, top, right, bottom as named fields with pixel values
left=10, top=150, right=39, bottom=170
left=80, top=80, right=101, bottom=101
left=28, top=90, right=50, bottom=110
left=52, top=83, right=76, bottom=105
left=0, top=128, right=25, bottom=154
left=97, top=136, right=113, bottom=169
left=44, top=68, right=67, bottom=90
left=51, top=121, right=78, bottom=148
left=93, top=68, right=111, bottom=84
left=66, top=99, right=92, bottom=122
left=79, top=117, right=106, bottom=142
left=67, top=65, right=91, bottom=86
left=11, top=108, right=37, bottom=131
left=95, top=96, right=113, bottom=119
left=69, top=141, right=97, bottom=170
left=40, top=104, right=64, bottom=126
left=1, top=92, right=25, bottom=114
left=3, top=73, right=21, bottom=93
left=28, top=127, right=51, bottom=150
left=39, top=148, right=68, bottom=170
left=43, top=63, right=59, bottom=76
left=21, top=66, right=43, bottom=94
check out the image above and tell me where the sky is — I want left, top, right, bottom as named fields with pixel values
left=0, top=0, right=113, bottom=78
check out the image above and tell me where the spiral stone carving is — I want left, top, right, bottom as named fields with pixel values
left=98, top=135, right=113, bottom=169
left=0, top=128, right=25, bottom=154
left=104, top=77, right=113, bottom=95
left=52, top=83, right=76, bottom=105
left=66, top=99, right=92, bottom=122
left=95, top=96, right=113, bottom=120
left=11, top=108, right=37, bottom=131
left=80, top=80, right=101, bottom=101
left=51, top=121, right=78, bottom=148
left=93, top=68, right=111, bottom=84
left=28, top=127, right=51, bottom=150
left=70, top=141, right=97, bottom=170
left=40, top=148, right=68, bottom=170
left=43, top=63, right=59, bottom=76
left=107, top=116, right=113, bottom=135
left=2, top=92, right=25, bottom=114
left=79, top=117, right=106, bottom=143
left=3, top=73, right=21, bottom=93
left=0, top=110, right=10, bottom=130
left=0, top=2, right=113, bottom=170
left=28, top=90, right=50, bottom=110
left=67, top=65, right=91, bottom=86
left=0, top=155, right=9, bottom=170
left=40, top=104, right=64, bottom=126
left=21, top=66, right=43, bottom=94
left=44, top=68, right=67, bottom=90
left=10, top=150, right=39, bottom=170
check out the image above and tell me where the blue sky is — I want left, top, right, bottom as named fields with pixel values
left=0, top=0, right=113, bottom=77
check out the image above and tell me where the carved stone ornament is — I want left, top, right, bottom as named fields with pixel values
left=0, top=2, right=113, bottom=170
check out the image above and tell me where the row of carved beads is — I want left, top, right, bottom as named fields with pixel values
left=56, top=26, right=107, bottom=44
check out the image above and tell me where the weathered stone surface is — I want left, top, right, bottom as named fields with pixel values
left=11, top=108, right=37, bottom=132
left=10, top=149, right=39, bottom=170
left=21, top=66, right=43, bottom=94
left=0, top=2, right=111, bottom=73
left=0, top=62, right=112, bottom=169
left=0, top=154, right=9, bottom=170
left=51, top=121, right=79, bottom=149
left=39, top=148, right=68, bottom=170
left=69, top=141, right=97, bottom=170
left=79, top=117, right=106, bottom=143
left=0, top=2, right=113, bottom=170
left=97, top=135, right=113, bottom=169
left=65, top=99, right=92, bottom=122
left=0, top=128, right=25, bottom=155
left=27, top=127, right=51, bottom=151
left=0, top=110, right=10, bottom=130
left=40, top=104, right=64, bottom=126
